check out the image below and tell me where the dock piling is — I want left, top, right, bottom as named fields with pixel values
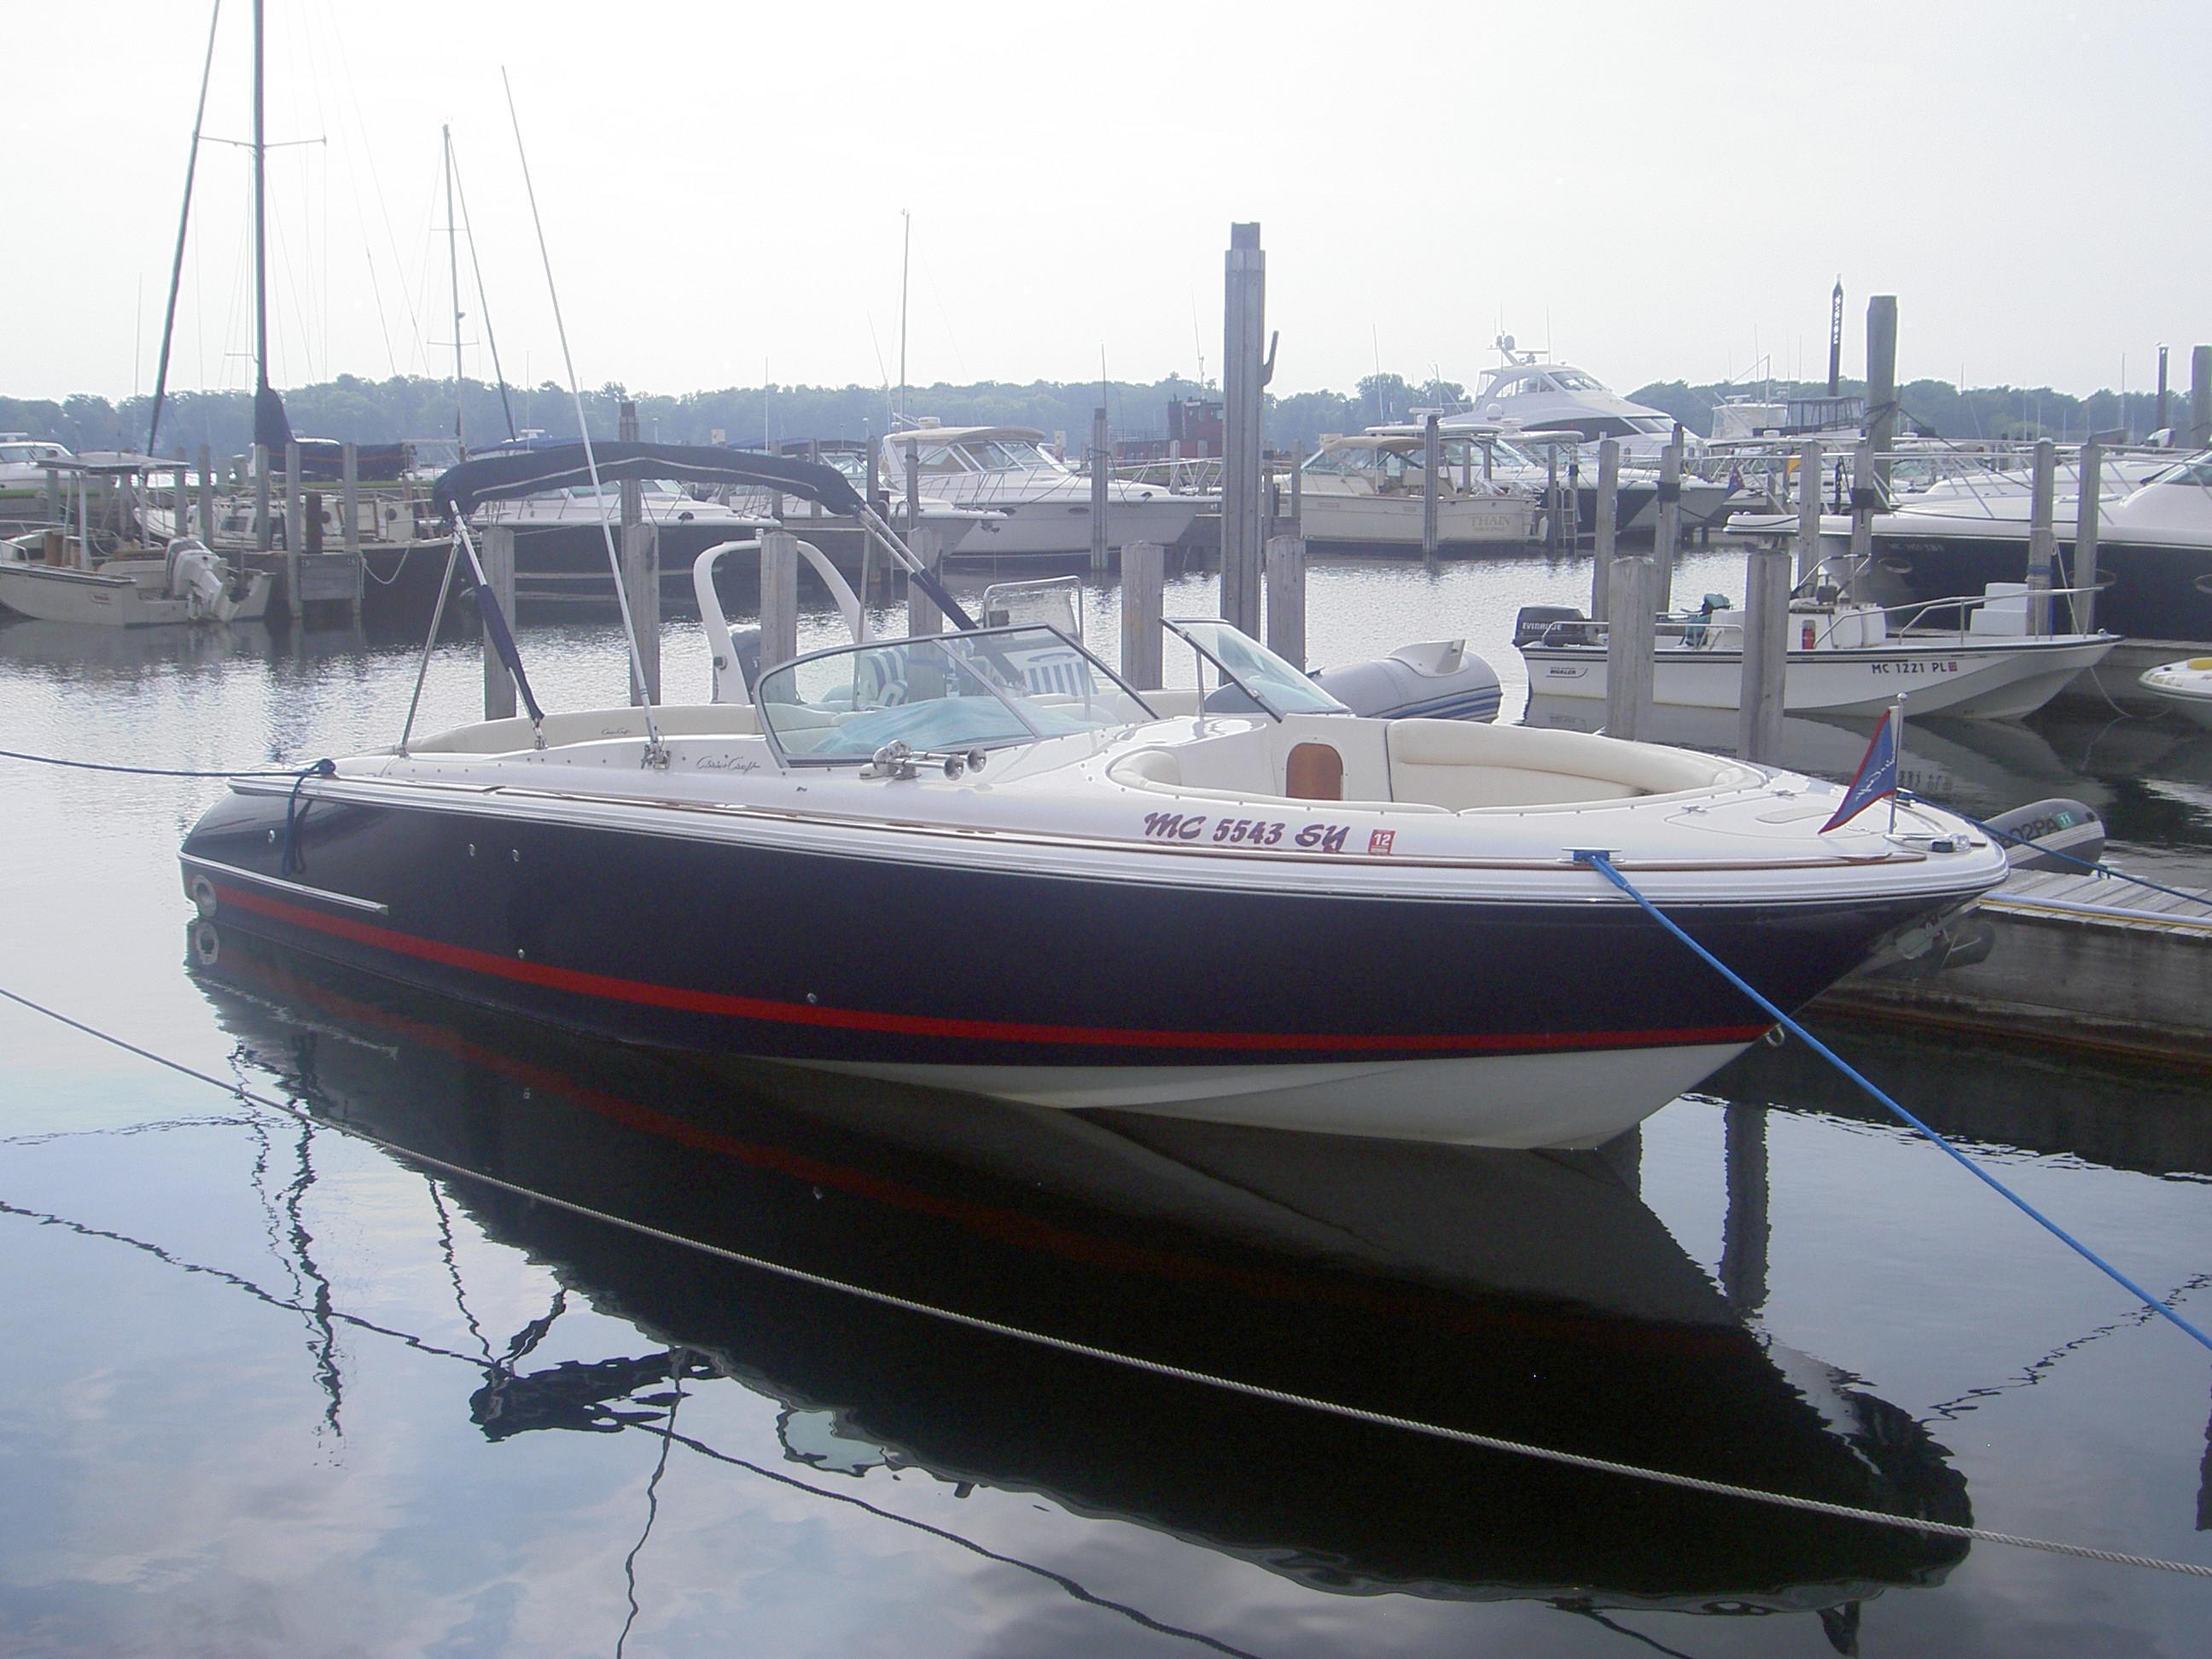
left=2073, top=439, right=2102, bottom=633
left=1739, top=541, right=1790, bottom=763
left=1220, top=222, right=1266, bottom=637
left=1121, top=540, right=1164, bottom=689
left=620, top=523, right=661, bottom=704
left=1866, top=295, right=1899, bottom=498
left=1848, top=437, right=1876, bottom=579
left=1421, top=413, right=1441, bottom=568
left=2192, top=346, right=2211, bottom=448
left=1091, top=405, right=1111, bottom=574
left=483, top=525, right=517, bottom=720
left=760, top=528, right=800, bottom=676
left=2027, top=438, right=2058, bottom=637
left=905, top=526, right=946, bottom=637
left=1592, top=438, right=1620, bottom=622
left=253, top=443, right=271, bottom=551
left=1604, top=555, right=1657, bottom=742
left=196, top=445, right=213, bottom=540
left=1795, top=439, right=1825, bottom=583
left=283, top=440, right=303, bottom=621
left=1265, top=532, right=1307, bottom=671
left=1653, top=437, right=1682, bottom=613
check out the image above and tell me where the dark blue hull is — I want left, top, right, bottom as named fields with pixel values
left=1870, top=528, right=2212, bottom=643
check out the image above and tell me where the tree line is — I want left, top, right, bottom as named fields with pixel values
left=2, top=368, right=2180, bottom=463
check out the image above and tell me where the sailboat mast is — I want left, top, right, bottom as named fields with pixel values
left=445, top=124, right=465, bottom=457
left=252, top=0, right=268, bottom=409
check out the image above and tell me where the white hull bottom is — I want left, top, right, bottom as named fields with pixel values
left=1523, top=637, right=2116, bottom=719
left=952, top=496, right=1203, bottom=559
left=806, top=1041, right=1751, bottom=1148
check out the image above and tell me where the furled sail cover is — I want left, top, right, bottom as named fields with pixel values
left=433, top=442, right=867, bottom=519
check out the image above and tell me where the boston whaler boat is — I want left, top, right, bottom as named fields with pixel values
left=1515, top=576, right=2117, bottom=719
left=179, top=445, right=2007, bottom=1148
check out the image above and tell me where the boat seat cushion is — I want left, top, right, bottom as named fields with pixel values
left=1385, top=719, right=1726, bottom=809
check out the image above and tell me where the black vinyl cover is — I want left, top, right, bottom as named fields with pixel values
left=433, top=442, right=865, bottom=519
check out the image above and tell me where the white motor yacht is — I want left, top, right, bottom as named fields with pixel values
left=0, top=434, right=75, bottom=492
left=883, top=423, right=1204, bottom=560
left=1456, top=342, right=1700, bottom=464
left=1294, top=428, right=1540, bottom=551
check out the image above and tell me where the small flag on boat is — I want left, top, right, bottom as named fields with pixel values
left=1820, top=701, right=1903, bottom=833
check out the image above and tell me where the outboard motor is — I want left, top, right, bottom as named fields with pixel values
left=1982, top=797, right=2104, bottom=873
left=1309, top=640, right=1502, bottom=723
left=165, top=538, right=232, bottom=621
left=1512, top=604, right=1599, bottom=649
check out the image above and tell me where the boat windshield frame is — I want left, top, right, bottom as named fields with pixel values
left=754, top=624, right=1160, bottom=768
left=1162, top=619, right=1353, bottom=723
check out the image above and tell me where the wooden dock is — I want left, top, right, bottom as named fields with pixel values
left=1820, top=865, right=2212, bottom=1063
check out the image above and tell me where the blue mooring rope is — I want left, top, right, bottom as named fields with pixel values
left=1577, top=849, right=2212, bottom=1356
left=0, top=747, right=332, bottom=783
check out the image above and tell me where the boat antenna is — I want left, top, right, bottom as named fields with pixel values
left=501, top=67, right=663, bottom=760
left=897, top=209, right=911, bottom=427
left=446, top=134, right=517, bottom=444
left=148, top=0, right=222, bottom=459
left=444, top=124, right=465, bottom=457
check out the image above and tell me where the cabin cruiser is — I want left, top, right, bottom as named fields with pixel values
left=1726, top=450, right=2212, bottom=643
left=0, top=434, right=75, bottom=491
left=0, top=533, right=271, bottom=626
left=178, top=445, right=2006, bottom=1149
left=882, top=422, right=1204, bottom=560
left=1454, top=342, right=1703, bottom=464
left=1516, top=580, right=2116, bottom=719
left=1294, top=428, right=1540, bottom=551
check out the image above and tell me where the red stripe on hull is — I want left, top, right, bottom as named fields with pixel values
left=215, top=881, right=1767, bottom=1057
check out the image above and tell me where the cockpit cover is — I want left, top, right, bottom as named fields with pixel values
left=433, top=442, right=867, bottom=519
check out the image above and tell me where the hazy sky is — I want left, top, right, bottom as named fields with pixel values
left=12, top=1, right=2209, bottom=408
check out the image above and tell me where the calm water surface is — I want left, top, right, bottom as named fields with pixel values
left=2, top=556, right=2209, bottom=1656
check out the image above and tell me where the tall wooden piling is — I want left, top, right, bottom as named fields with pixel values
left=1604, top=555, right=1656, bottom=742
left=2073, top=439, right=2102, bottom=633
left=760, top=528, right=800, bottom=674
left=341, top=443, right=360, bottom=553
left=2192, top=346, right=2211, bottom=448
left=905, top=442, right=922, bottom=536
left=617, top=400, right=642, bottom=537
left=1220, top=223, right=1266, bottom=637
left=1090, top=406, right=1111, bottom=574
left=1652, top=438, right=1682, bottom=614
left=620, top=523, right=661, bottom=703
left=1265, top=533, right=1307, bottom=670
left=1544, top=443, right=1561, bottom=554
left=1120, top=540, right=1164, bottom=690
left=1421, top=413, right=1441, bottom=568
left=2026, top=438, right=2058, bottom=637
left=1591, top=438, right=1620, bottom=622
left=1795, top=439, right=1825, bottom=583
left=1866, top=294, right=1899, bottom=497
left=253, top=443, right=271, bottom=551
left=905, top=526, right=946, bottom=637
left=482, top=524, right=517, bottom=720
left=283, top=439, right=304, bottom=621
left=196, top=445, right=214, bottom=540
left=1848, top=438, right=1876, bottom=575
left=1739, top=543, right=1790, bottom=763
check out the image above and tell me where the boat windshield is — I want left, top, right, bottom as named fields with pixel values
left=1163, top=620, right=1352, bottom=719
left=755, top=626, right=1156, bottom=763
left=2151, top=454, right=2212, bottom=487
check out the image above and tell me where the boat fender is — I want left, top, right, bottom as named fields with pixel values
left=1983, top=797, right=2104, bottom=872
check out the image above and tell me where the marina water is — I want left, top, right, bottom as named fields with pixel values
left=3, top=551, right=2209, bottom=1654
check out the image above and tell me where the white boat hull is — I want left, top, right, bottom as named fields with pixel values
left=1298, top=491, right=1538, bottom=550
left=1522, top=633, right=2118, bottom=719
left=0, top=557, right=272, bottom=627
left=815, top=1042, right=1750, bottom=1149
left=952, top=493, right=1202, bottom=559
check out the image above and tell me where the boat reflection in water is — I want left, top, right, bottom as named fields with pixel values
left=187, top=921, right=1970, bottom=1630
